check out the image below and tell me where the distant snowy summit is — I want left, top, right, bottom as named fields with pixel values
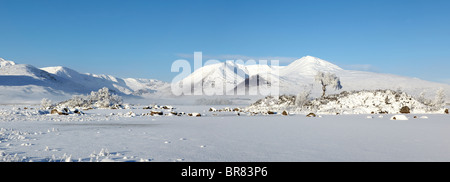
left=281, top=56, right=343, bottom=77
left=0, top=58, right=16, bottom=67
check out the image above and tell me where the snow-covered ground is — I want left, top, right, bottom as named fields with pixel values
left=1, top=104, right=449, bottom=162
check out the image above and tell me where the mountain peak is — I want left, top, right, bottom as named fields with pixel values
left=281, top=56, right=343, bottom=76
left=298, top=55, right=338, bottom=65
left=0, top=58, right=16, bottom=68
left=303, top=55, right=318, bottom=60
left=41, top=66, right=75, bottom=74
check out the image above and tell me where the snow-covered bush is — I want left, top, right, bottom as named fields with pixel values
left=90, top=87, right=123, bottom=108
left=295, top=89, right=311, bottom=108
left=315, top=71, right=342, bottom=98
left=59, top=87, right=123, bottom=109
left=434, top=88, right=446, bottom=109
left=416, top=91, right=430, bottom=105
left=247, top=95, right=297, bottom=113
left=64, top=95, right=88, bottom=108
left=415, top=88, right=446, bottom=111
left=40, top=98, right=53, bottom=109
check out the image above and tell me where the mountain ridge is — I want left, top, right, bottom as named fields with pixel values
left=0, top=56, right=449, bottom=103
left=0, top=58, right=169, bottom=103
left=171, top=55, right=450, bottom=101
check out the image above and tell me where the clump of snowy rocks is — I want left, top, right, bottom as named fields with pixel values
left=40, top=87, right=125, bottom=115
left=56, top=87, right=124, bottom=109
left=246, top=89, right=447, bottom=115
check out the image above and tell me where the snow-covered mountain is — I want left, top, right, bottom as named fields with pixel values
left=171, top=55, right=450, bottom=102
left=1, top=56, right=449, bottom=104
left=0, top=58, right=169, bottom=103
left=40, top=66, right=168, bottom=95
left=0, top=58, right=15, bottom=67
left=273, top=56, right=450, bottom=98
left=281, top=56, right=343, bottom=77
left=172, top=60, right=281, bottom=95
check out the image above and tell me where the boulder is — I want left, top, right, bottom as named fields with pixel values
left=400, top=106, right=410, bottom=114
left=306, top=113, right=316, bottom=117
left=150, top=111, right=163, bottom=116
left=162, top=105, right=173, bottom=109
left=282, top=110, right=288, bottom=116
left=445, top=109, right=449, bottom=114
left=50, top=109, right=59, bottom=115
left=73, top=109, right=84, bottom=115
left=267, top=111, right=276, bottom=115
left=50, top=108, right=69, bottom=115
left=110, top=104, right=123, bottom=109
left=188, top=113, right=201, bottom=117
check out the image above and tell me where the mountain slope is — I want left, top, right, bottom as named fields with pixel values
left=0, top=62, right=85, bottom=104
left=0, top=63, right=91, bottom=93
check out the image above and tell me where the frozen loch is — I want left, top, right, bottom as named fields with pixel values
left=1, top=104, right=450, bottom=162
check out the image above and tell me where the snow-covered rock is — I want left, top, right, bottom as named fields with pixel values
left=188, top=112, right=201, bottom=117
left=390, top=115, right=409, bottom=120
left=246, top=90, right=443, bottom=115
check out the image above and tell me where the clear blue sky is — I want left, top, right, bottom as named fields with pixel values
left=0, top=0, right=449, bottom=83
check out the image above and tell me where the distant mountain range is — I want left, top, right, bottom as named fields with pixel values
left=173, top=56, right=450, bottom=101
left=0, top=56, right=449, bottom=104
left=0, top=57, right=168, bottom=104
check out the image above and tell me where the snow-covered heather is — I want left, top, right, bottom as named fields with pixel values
left=246, top=90, right=447, bottom=115
left=1, top=104, right=449, bottom=162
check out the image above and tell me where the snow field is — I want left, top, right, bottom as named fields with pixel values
left=1, top=105, right=449, bottom=162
